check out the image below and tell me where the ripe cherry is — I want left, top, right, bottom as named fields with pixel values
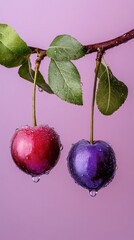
left=67, top=139, right=116, bottom=196
left=11, top=125, right=61, bottom=180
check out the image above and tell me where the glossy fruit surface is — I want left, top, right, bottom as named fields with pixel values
left=67, top=139, right=116, bottom=192
left=11, top=125, right=61, bottom=176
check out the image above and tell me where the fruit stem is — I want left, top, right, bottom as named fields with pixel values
left=32, top=51, right=45, bottom=126
left=90, top=50, right=104, bottom=144
left=32, top=63, right=39, bottom=126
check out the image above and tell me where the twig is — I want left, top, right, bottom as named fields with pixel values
left=29, top=29, right=134, bottom=56
left=84, top=29, right=134, bottom=54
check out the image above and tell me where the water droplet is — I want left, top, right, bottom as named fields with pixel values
left=23, top=125, right=29, bottom=129
left=89, top=190, right=97, bottom=197
left=38, top=87, right=43, bottom=92
left=45, top=170, right=50, bottom=175
left=32, top=176, right=40, bottom=183
left=98, top=148, right=102, bottom=152
left=60, top=144, right=63, bottom=151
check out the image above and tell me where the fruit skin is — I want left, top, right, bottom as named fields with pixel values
left=11, top=125, right=61, bottom=176
left=67, top=140, right=116, bottom=191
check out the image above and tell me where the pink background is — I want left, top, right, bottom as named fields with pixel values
left=0, top=1, right=134, bottom=240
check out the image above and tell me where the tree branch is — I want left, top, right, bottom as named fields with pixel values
left=29, top=29, right=134, bottom=56
left=84, top=29, right=134, bottom=54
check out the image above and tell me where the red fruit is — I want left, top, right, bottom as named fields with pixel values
left=11, top=125, right=61, bottom=178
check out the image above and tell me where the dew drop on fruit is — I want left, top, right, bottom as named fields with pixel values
left=45, top=170, right=50, bottom=175
left=23, top=125, right=29, bottom=129
left=32, top=176, right=40, bottom=183
left=60, top=144, right=63, bottom=151
left=89, top=190, right=97, bottom=197
left=38, top=87, right=43, bottom=92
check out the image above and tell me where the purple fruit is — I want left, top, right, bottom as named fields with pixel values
left=67, top=140, right=116, bottom=194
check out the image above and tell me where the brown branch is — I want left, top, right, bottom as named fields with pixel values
left=29, top=47, right=47, bottom=58
left=84, top=29, right=134, bottom=54
left=29, top=29, right=134, bottom=56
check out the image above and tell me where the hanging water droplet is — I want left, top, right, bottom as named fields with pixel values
left=38, top=87, right=43, bottom=92
left=32, top=176, right=40, bottom=183
left=89, top=189, right=97, bottom=197
left=60, top=144, right=63, bottom=151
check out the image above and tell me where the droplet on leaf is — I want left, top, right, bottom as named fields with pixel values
left=38, top=87, right=43, bottom=92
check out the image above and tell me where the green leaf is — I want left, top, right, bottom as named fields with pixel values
left=0, top=24, right=31, bottom=67
left=48, top=59, right=83, bottom=105
left=96, top=63, right=128, bottom=115
left=46, top=35, right=86, bottom=61
left=18, top=60, right=53, bottom=94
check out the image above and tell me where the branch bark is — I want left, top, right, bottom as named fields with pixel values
left=29, top=29, right=134, bottom=56
left=84, top=29, right=134, bottom=54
